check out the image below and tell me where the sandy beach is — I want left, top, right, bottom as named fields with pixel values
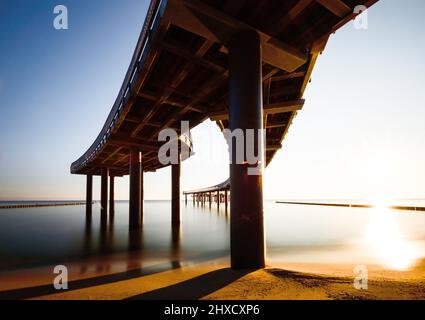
left=1, top=256, right=424, bottom=300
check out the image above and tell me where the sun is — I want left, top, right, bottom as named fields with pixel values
left=363, top=205, right=420, bottom=271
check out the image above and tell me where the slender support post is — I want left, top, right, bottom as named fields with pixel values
left=185, top=194, right=187, bottom=205
left=192, top=194, right=195, bottom=205
left=109, top=175, right=115, bottom=215
left=217, top=190, right=220, bottom=210
left=129, top=148, right=141, bottom=229
left=209, top=192, right=212, bottom=208
left=225, top=190, right=228, bottom=212
left=229, top=30, right=265, bottom=269
left=140, top=161, right=144, bottom=224
left=86, top=174, right=93, bottom=217
left=100, top=168, right=109, bottom=218
left=171, top=154, right=181, bottom=225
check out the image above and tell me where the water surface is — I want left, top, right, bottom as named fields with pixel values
left=1, top=200, right=425, bottom=273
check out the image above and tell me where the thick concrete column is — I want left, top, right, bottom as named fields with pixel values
left=100, top=168, right=109, bottom=217
left=228, top=29, right=265, bottom=269
left=129, top=148, right=141, bottom=229
left=86, top=174, right=93, bottom=217
left=171, top=156, right=181, bottom=225
left=109, top=175, right=115, bottom=215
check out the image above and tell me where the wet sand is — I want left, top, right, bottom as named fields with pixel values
left=1, top=257, right=424, bottom=300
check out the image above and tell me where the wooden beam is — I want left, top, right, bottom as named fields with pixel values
left=264, top=100, right=305, bottom=115
left=101, top=147, right=122, bottom=164
left=315, top=0, right=351, bottom=18
left=266, top=0, right=314, bottom=35
left=167, top=0, right=307, bottom=72
left=150, top=70, right=228, bottom=139
left=210, top=99, right=305, bottom=121
left=125, top=116, right=180, bottom=130
left=272, top=71, right=306, bottom=82
left=131, top=40, right=214, bottom=138
left=159, top=41, right=226, bottom=74
left=300, top=53, right=319, bottom=97
left=262, top=68, right=280, bottom=82
left=266, top=121, right=287, bottom=129
left=269, top=84, right=303, bottom=98
left=266, top=144, right=282, bottom=151
left=137, top=91, right=208, bottom=113
left=108, top=138, right=160, bottom=152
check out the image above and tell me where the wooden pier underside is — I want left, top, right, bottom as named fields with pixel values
left=71, top=0, right=378, bottom=177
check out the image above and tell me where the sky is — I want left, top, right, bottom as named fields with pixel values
left=0, top=0, right=424, bottom=201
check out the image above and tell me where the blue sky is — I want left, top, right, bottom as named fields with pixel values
left=0, top=0, right=424, bottom=200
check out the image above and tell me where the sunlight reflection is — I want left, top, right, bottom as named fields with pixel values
left=364, top=205, right=420, bottom=271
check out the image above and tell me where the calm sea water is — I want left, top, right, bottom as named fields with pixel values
left=0, top=200, right=425, bottom=272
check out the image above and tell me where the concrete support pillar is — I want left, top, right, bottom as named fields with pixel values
left=109, top=175, right=115, bottom=215
left=86, top=174, right=93, bottom=217
left=228, top=29, right=265, bottom=269
left=171, top=155, right=181, bottom=225
left=140, top=165, right=144, bottom=224
left=216, top=190, right=220, bottom=210
left=100, top=168, right=109, bottom=218
left=129, top=148, right=141, bottom=229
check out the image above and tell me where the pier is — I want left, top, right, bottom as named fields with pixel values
left=277, top=201, right=425, bottom=212
left=71, top=0, right=378, bottom=269
left=0, top=202, right=93, bottom=210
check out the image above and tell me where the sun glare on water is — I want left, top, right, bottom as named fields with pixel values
left=363, top=200, right=420, bottom=271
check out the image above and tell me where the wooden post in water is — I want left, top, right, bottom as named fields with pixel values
left=129, top=148, right=141, bottom=229
left=109, top=175, right=115, bottom=216
left=216, top=190, right=220, bottom=210
left=86, top=174, right=93, bottom=218
left=171, top=153, right=181, bottom=225
left=140, top=162, right=144, bottom=224
left=100, top=168, right=109, bottom=218
left=228, top=30, right=265, bottom=269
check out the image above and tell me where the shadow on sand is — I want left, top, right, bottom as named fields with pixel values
left=126, top=268, right=254, bottom=300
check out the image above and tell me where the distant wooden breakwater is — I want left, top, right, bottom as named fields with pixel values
left=276, top=201, right=425, bottom=212
left=0, top=201, right=94, bottom=209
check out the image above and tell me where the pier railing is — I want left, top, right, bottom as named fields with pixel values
left=71, top=0, right=166, bottom=174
